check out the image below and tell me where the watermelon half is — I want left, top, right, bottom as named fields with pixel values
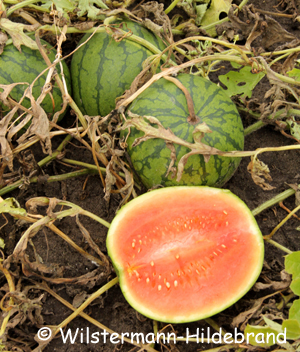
left=107, top=187, right=264, bottom=323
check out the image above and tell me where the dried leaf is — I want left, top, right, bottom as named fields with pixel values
left=104, top=159, right=117, bottom=203
left=232, top=294, right=280, bottom=331
left=17, top=89, right=52, bottom=155
left=165, top=142, right=177, bottom=178
left=74, top=21, right=97, bottom=31
left=0, top=82, right=29, bottom=108
left=72, top=291, right=91, bottom=308
left=0, top=18, right=39, bottom=51
left=0, top=31, right=8, bottom=55
left=0, top=106, right=19, bottom=170
left=75, top=214, right=110, bottom=268
left=133, top=1, right=173, bottom=43
left=247, top=156, right=275, bottom=190
left=254, top=270, right=291, bottom=291
left=226, top=6, right=296, bottom=50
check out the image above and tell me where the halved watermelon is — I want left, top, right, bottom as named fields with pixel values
left=107, top=187, right=264, bottom=323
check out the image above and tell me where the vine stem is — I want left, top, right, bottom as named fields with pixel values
left=264, top=239, right=293, bottom=254
left=53, top=277, right=119, bottom=336
left=34, top=281, right=158, bottom=352
left=0, top=168, right=101, bottom=197
left=251, top=189, right=295, bottom=216
left=6, top=0, right=37, bottom=16
left=164, top=0, right=182, bottom=15
left=265, top=204, right=300, bottom=240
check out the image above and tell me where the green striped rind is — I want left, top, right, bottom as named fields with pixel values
left=122, top=74, right=244, bottom=188
left=107, top=186, right=264, bottom=323
left=0, top=40, right=71, bottom=118
left=71, top=20, right=167, bottom=117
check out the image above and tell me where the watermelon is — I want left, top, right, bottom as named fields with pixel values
left=107, top=186, right=264, bottom=323
left=0, top=39, right=71, bottom=119
left=122, top=73, right=244, bottom=188
left=71, top=20, right=167, bottom=117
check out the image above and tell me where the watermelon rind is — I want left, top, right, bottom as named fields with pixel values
left=107, top=186, right=264, bottom=323
left=0, top=39, right=71, bottom=119
left=122, top=73, right=244, bottom=188
left=71, top=20, right=167, bottom=117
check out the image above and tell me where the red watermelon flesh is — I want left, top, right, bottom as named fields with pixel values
left=107, top=187, right=264, bottom=323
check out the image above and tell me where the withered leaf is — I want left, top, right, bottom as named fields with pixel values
left=254, top=270, right=291, bottom=291
left=226, top=6, right=296, bottom=50
left=0, top=31, right=8, bottom=55
left=0, top=82, right=29, bottom=107
left=247, top=156, right=275, bottom=191
left=17, top=89, right=52, bottom=155
left=0, top=18, right=39, bottom=51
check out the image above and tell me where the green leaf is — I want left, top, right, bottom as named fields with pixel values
left=52, top=0, right=75, bottom=11
left=0, top=198, right=26, bottom=217
left=195, top=3, right=209, bottom=25
left=263, top=316, right=283, bottom=331
left=287, top=68, right=300, bottom=81
left=291, top=278, right=300, bottom=296
left=290, top=299, right=300, bottom=324
left=218, top=65, right=265, bottom=98
left=77, top=0, right=108, bottom=19
left=244, top=324, right=286, bottom=347
left=286, top=117, right=300, bottom=140
left=285, top=252, right=300, bottom=279
left=282, top=319, right=300, bottom=340
left=200, top=0, right=232, bottom=36
left=0, top=238, right=5, bottom=249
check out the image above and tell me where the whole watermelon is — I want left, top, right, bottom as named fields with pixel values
left=0, top=39, right=71, bottom=119
left=71, top=20, right=167, bottom=117
left=122, top=74, right=244, bottom=188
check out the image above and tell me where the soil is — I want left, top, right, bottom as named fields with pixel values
left=1, top=0, right=300, bottom=351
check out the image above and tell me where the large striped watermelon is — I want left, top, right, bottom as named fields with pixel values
left=0, top=39, right=71, bottom=119
left=71, top=20, right=167, bottom=117
left=122, top=74, right=244, bottom=188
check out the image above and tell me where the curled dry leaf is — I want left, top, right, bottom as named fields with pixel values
left=75, top=214, right=110, bottom=269
left=232, top=294, right=279, bottom=330
left=223, top=6, right=296, bottom=50
left=0, top=82, right=29, bottom=108
left=0, top=31, right=8, bottom=55
left=74, top=21, right=97, bottom=31
left=0, top=105, right=20, bottom=171
left=17, top=89, right=52, bottom=155
left=0, top=18, right=39, bottom=51
left=105, top=158, right=134, bottom=208
left=247, top=156, right=275, bottom=191
left=254, top=270, right=292, bottom=291
left=133, top=1, right=173, bottom=43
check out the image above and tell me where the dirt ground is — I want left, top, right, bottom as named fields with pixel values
left=1, top=0, right=300, bottom=351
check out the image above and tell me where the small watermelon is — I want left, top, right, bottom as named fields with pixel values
left=107, top=186, right=264, bottom=323
left=122, top=74, right=244, bottom=188
left=0, top=39, right=71, bottom=119
left=71, top=20, right=167, bottom=117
